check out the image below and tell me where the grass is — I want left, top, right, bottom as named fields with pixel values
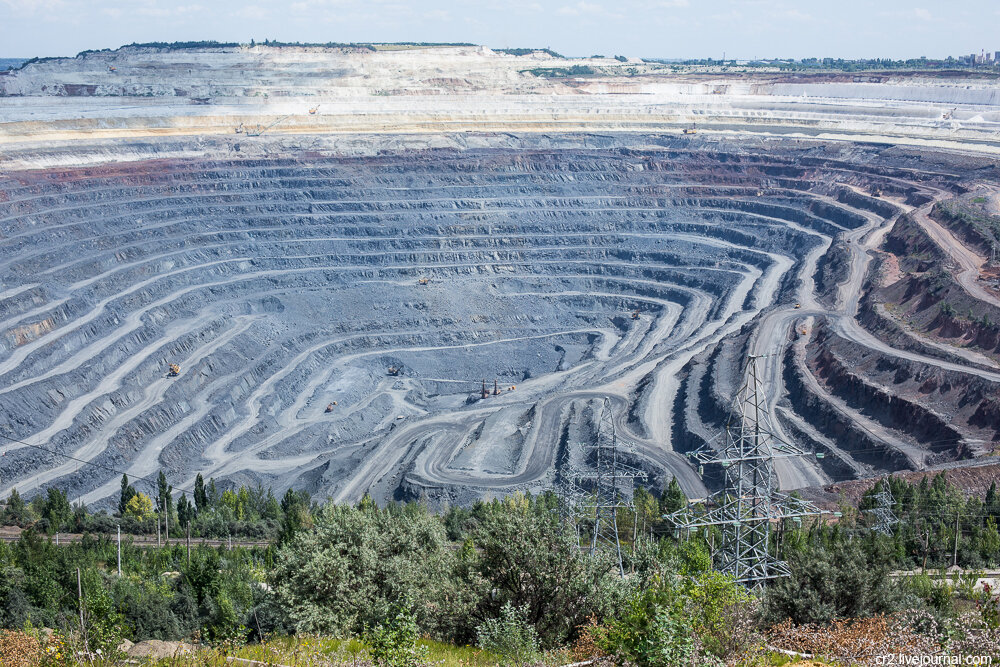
left=52, top=634, right=581, bottom=666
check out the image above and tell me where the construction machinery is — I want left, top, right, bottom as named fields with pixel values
left=630, top=309, right=640, bottom=320
left=243, top=115, right=291, bottom=137
left=387, top=366, right=400, bottom=376
left=325, top=403, right=335, bottom=413
left=481, top=379, right=489, bottom=400
left=308, top=105, right=320, bottom=115
left=682, top=123, right=697, bottom=135
left=794, top=303, right=801, bottom=309
left=417, top=277, right=430, bottom=285
left=108, top=66, right=117, bottom=72
left=493, top=379, right=500, bottom=396
left=167, top=364, right=180, bottom=377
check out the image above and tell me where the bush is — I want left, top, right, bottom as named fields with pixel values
left=472, top=498, right=622, bottom=647
left=475, top=602, right=540, bottom=666
left=589, top=575, right=699, bottom=667
left=272, top=502, right=473, bottom=638
left=364, top=601, right=428, bottom=667
left=764, top=539, right=909, bottom=625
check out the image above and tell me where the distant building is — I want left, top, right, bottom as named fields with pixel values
left=995, top=51, right=1000, bottom=64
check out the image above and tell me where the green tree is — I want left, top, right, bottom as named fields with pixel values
left=177, top=494, right=193, bottom=528
left=41, top=487, right=72, bottom=532
left=660, top=477, right=686, bottom=516
left=156, top=471, right=173, bottom=517
left=194, top=473, right=208, bottom=513
left=125, top=493, right=154, bottom=520
left=118, top=474, right=137, bottom=516
left=278, top=488, right=311, bottom=545
left=3, top=488, right=29, bottom=524
left=272, top=501, right=469, bottom=638
left=473, top=496, right=619, bottom=647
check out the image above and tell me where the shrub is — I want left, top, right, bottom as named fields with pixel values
left=681, top=571, right=762, bottom=660
left=364, top=601, right=428, bottom=667
left=589, top=575, right=699, bottom=667
left=472, top=498, right=621, bottom=647
left=764, top=540, right=909, bottom=625
left=475, top=602, right=540, bottom=666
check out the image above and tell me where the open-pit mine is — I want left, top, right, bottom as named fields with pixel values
left=1, top=44, right=999, bottom=507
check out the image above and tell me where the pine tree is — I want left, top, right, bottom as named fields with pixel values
left=4, top=487, right=27, bottom=524
left=660, top=477, right=687, bottom=515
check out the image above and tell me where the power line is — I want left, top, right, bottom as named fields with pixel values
left=0, top=430, right=195, bottom=500
left=666, top=354, right=828, bottom=589
left=557, top=397, right=646, bottom=577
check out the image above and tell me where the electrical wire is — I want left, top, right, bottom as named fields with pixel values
left=0, top=430, right=197, bottom=498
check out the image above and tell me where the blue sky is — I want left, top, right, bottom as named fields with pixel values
left=1, top=0, right=998, bottom=60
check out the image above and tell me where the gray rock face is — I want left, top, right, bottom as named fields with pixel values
left=0, top=134, right=996, bottom=507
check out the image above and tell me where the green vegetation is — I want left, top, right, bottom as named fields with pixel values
left=523, top=65, right=596, bottom=78
left=934, top=201, right=1000, bottom=260
left=3, top=472, right=1000, bottom=664
left=3, top=474, right=303, bottom=541
left=495, top=48, right=565, bottom=58
left=643, top=56, right=1000, bottom=74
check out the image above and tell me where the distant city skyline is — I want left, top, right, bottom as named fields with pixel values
left=1, top=0, right=998, bottom=61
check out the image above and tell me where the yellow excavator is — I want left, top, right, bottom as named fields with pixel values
left=631, top=309, right=640, bottom=320
left=167, top=363, right=180, bottom=377
left=682, top=123, right=697, bottom=135
left=418, top=277, right=430, bottom=285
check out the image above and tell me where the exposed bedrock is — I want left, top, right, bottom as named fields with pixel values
left=0, top=136, right=998, bottom=507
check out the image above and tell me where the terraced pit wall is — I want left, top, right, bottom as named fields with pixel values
left=1, top=46, right=999, bottom=508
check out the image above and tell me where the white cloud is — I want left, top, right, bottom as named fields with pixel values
left=913, top=7, right=932, bottom=20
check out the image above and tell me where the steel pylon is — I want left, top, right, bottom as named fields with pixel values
left=865, top=479, right=898, bottom=536
left=558, top=397, right=646, bottom=577
left=666, top=354, right=825, bottom=589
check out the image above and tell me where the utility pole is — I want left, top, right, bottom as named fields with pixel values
left=117, top=525, right=121, bottom=576
left=164, top=497, right=169, bottom=546
left=666, top=355, right=828, bottom=589
left=954, top=511, right=960, bottom=568
left=186, top=523, right=191, bottom=567
left=157, top=514, right=160, bottom=548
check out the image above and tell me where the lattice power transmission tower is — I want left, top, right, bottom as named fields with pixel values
left=559, top=397, right=646, bottom=577
left=865, top=479, right=898, bottom=536
left=667, top=354, right=826, bottom=589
